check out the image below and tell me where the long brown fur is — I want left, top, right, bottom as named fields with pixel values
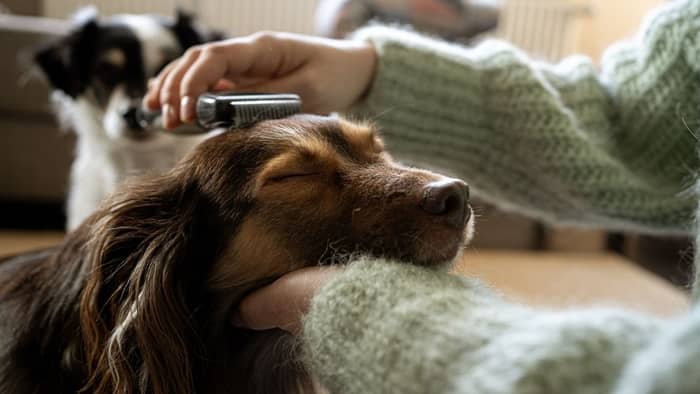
left=0, top=115, right=471, bottom=393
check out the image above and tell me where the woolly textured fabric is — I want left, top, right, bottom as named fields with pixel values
left=695, top=224, right=700, bottom=299
left=303, top=0, right=700, bottom=393
left=348, top=1, right=700, bottom=235
left=303, top=259, right=675, bottom=394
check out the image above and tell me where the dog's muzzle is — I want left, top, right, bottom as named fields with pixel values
left=121, top=106, right=155, bottom=131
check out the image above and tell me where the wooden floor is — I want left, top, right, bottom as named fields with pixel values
left=0, top=230, right=64, bottom=256
left=454, top=250, right=689, bottom=318
left=0, top=231, right=690, bottom=318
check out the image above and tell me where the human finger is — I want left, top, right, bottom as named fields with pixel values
left=143, top=60, right=178, bottom=110
left=159, top=46, right=204, bottom=128
left=177, top=47, right=233, bottom=122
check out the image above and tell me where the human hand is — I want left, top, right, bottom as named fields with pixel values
left=231, top=266, right=343, bottom=335
left=143, top=32, right=377, bottom=129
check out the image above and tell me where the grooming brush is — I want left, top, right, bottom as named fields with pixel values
left=129, top=92, right=302, bottom=134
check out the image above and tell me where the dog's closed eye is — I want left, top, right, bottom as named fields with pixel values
left=256, top=149, right=336, bottom=188
left=265, top=172, right=321, bottom=183
left=260, top=160, right=322, bottom=186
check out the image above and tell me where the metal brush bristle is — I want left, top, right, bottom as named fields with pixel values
left=196, top=92, right=302, bottom=130
left=233, top=101, right=301, bottom=128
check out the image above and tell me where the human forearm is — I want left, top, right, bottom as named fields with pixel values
left=348, top=0, right=700, bottom=233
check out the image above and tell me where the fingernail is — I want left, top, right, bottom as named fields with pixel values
left=180, top=96, right=194, bottom=122
left=163, top=104, right=174, bottom=128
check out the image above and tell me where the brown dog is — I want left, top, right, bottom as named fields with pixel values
left=0, top=115, right=473, bottom=393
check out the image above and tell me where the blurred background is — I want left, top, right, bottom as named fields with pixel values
left=0, top=0, right=692, bottom=291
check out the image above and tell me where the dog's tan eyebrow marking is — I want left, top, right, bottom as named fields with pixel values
left=100, top=49, right=126, bottom=67
left=256, top=152, right=307, bottom=186
left=210, top=215, right=291, bottom=290
left=338, top=119, right=383, bottom=155
left=254, top=140, right=340, bottom=190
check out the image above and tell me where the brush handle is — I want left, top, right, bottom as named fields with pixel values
left=131, top=92, right=302, bottom=134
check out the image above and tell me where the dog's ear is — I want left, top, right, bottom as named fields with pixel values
left=34, top=8, right=99, bottom=97
left=172, top=8, right=225, bottom=49
left=79, top=172, right=227, bottom=393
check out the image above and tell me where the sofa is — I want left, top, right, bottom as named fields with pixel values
left=0, top=12, right=73, bottom=228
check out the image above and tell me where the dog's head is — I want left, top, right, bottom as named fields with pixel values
left=35, top=8, right=221, bottom=141
left=207, top=116, right=474, bottom=285
left=78, top=115, right=473, bottom=392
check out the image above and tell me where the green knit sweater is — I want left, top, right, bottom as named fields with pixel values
left=302, top=0, right=700, bottom=393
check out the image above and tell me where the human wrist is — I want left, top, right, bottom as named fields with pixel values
left=344, top=41, right=378, bottom=109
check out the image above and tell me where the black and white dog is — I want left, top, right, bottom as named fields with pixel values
left=35, top=8, right=222, bottom=229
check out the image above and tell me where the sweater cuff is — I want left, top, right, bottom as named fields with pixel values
left=301, top=257, right=664, bottom=394
left=301, top=257, right=505, bottom=394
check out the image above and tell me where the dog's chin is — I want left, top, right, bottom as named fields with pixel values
left=416, top=238, right=465, bottom=267
left=415, top=209, right=475, bottom=268
left=123, top=128, right=158, bottom=141
left=106, top=126, right=177, bottom=148
left=103, top=107, right=167, bottom=145
left=319, top=209, right=475, bottom=269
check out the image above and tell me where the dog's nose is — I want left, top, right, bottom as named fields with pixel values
left=121, top=107, right=144, bottom=130
left=421, top=179, right=470, bottom=228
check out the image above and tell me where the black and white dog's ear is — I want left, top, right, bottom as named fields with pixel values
left=173, top=8, right=225, bottom=49
left=34, top=7, right=100, bottom=97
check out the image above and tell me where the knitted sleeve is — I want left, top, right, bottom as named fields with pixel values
left=302, top=259, right=678, bottom=394
left=347, top=0, right=700, bottom=234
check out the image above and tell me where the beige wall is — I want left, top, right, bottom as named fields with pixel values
left=498, top=0, right=667, bottom=63
left=42, top=0, right=320, bottom=36
left=576, top=0, right=665, bottom=62
left=42, top=0, right=666, bottom=61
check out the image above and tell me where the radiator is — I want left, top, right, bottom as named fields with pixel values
left=42, top=0, right=320, bottom=36
left=497, top=0, right=591, bottom=61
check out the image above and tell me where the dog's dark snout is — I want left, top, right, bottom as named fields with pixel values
left=421, top=179, right=470, bottom=228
